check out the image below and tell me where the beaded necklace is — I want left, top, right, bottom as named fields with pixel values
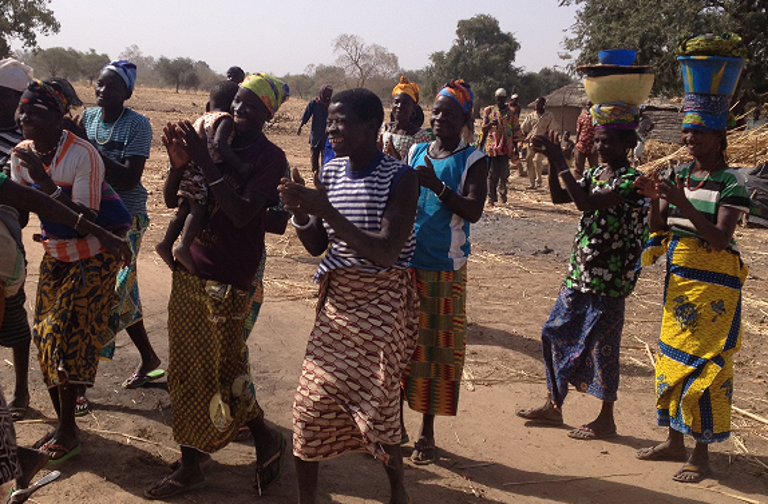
left=95, top=107, right=125, bottom=146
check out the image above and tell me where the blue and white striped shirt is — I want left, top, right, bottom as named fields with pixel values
left=315, top=152, right=416, bottom=281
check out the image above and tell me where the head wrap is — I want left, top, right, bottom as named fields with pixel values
left=590, top=102, right=639, bottom=130
left=316, top=84, right=332, bottom=106
left=20, top=78, right=82, bottom=115
left=392, top=76, right=419, bottom=104
left=495, top=88, right=507, bottom=98
left=240, top=73, right=290, bottom=117
left=436, top=79, right=473, bottom=115
left=0, top=58, right=34, bottom=92
left=103, top=60, right=137, bottom=91
left=682, top=93, right=731, bottom=129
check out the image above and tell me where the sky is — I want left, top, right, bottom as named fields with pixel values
left=13, top=0, right=581, bottom=76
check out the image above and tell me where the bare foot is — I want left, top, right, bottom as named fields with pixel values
left=173, top=245, right=196, bottom=274
left=155, top=242, right=175, bottom=270
left=15, top=447, right=49, bottom=488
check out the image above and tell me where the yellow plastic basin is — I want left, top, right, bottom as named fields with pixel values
left=583, top=73, right=655, bottom=106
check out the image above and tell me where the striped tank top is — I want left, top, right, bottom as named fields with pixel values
left=315, top=152, right=416, bottom=281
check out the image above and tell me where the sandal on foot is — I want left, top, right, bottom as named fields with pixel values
left=254, top=432, right=285, bottom=495
left=567, top=425, right=617, bottom=440
left=122, top=369, right=165, bottom=389
left=42, top=442, right=81, bottom=465
left=33, top=432, right=54, bottom=450
left=635, top=445, right=688, bottom=462
left=74, top=396, right=90, bottom=417
left=515, top=406, right=564, bottom=426
left=9, top=399, right=29, bottom=421
left=672, top=463, right=711, bottom=483
left=410, top=439, right=435, bottom=465
left=144, top=476, right=207, bottom=500
left=169, top=453, right=213, bottom=472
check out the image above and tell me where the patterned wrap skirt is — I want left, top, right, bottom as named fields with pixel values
left=402, top=265, right=467, bottom=416
left=293, top=267, right=419, bottom=462
left=101, top=214, right=149, bottom=360
left=0, top=289, right=31, bottom=348
left=541, top=287, right=625, bottom=408
left=167, top=270, right=261, bottom=453
left=0, top=385, right=19, bottom=485
left=34, top=252, right=118, bottom=388
left=643, top=232, right=748, bottom=443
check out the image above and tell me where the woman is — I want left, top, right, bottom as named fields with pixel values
left=144, top=73, right=288, bottom=500
left=10, top=79, right=132, bottom=463
left=0, top=167, right=130, bottom=500
left=279, top=88, right=419, bottom=504
left=74, top=60, right=160, bottom=415
left=515, top=102, right=649, bottom=440
left=378, top=76, right=432, bottom=161
left=400, top=80, right=487, bottom=465
left=634, top=122, right=749, bottom=483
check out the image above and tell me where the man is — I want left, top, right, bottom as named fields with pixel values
left=479, top=88, right=522, bottom=206
left=521, top=97, right=554, bottom=189
left=297, top=85, right=332, bottom=178
left=633, top=106, right=654, bottom=166
left=574, top=101, right=598, bottom=178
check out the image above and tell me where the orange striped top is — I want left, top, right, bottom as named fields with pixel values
left=10, top=130, right=106, bottom=261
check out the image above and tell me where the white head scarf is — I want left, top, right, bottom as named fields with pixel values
left=0, top=58, right=34, bottom=92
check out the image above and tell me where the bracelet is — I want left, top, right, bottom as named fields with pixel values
left=50, top=185, right=62, bottom=199
left=291, top=215, right=313, bottom=230
left=209, top=177, right=225, bottom=187
left=437, top=182, right=448, bottom=200
left=74, top=213, right=84, bottom=232
left=558, top=170, right=572, bottom=177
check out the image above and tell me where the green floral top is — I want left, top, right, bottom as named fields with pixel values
left=564, top=165, right=649, bottom=297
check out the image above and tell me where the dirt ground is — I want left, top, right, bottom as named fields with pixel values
left=1, top=85, right=767, bottom=503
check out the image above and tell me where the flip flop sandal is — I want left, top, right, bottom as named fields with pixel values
left=33, top=432, right=54, bottom=450
left=514, top=407, right=564, bottom=426
left=9, top=403, right=28, bottom=421
left=169, top=453, right=213, bottom=472
left=42, top=442, right=81, bottom=466
left=672, top=463, right=711, bottom=483
left=144, top=476, right=207, bottom=500
left=74, top=396, right=90, bottom=417
left=635, top=446, right=688, bottom=462
left=567, top=425, right=617, bottom=440
left=254, top=432, right=285, bottom=496
left=410, top=440, right=435, bottom=465
left=122, top=369, right=166, bottom=389
left=8, top=470, right=61, bottom=504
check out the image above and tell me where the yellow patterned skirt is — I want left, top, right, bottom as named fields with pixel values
left=401, top=265, right=467, bottom=416
left=643, top=232, right=748, bottom=443
left=33, top=252, right=118, bottom=388
left=167, top=270, right=261, bottom=453
left=293, top=267, right=419, bottom=462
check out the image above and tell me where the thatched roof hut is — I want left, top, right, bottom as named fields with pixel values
left=527, top=84, right=685, bottom=144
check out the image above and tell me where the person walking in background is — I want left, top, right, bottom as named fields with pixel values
left=574, top=101, right=597, bottom=178
left=634, top=106, right=654, bottom=166
left=0, top=58, right=34, bottom=421
left=521, top=97, right=554, bottom=189
left=479, top=87, right=522, bottom=206
left=75, top=60, right=162, bottom=416
left=401, top=79, right=487, bottom=465
left=280, top=88, right=419, bottom=504
left=509, top=93, right=525, bottom=177
left=226, top=66, right=245, bottom=84
left=378, top=76, right=432, bottom=161
left=297, top=84, right=332, bottom=178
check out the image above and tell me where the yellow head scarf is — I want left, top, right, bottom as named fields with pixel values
left=240, top=73, right=290, bottom=117
left=392, top=76, right=419, bottom=104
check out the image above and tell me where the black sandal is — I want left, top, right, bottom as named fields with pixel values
left=253, top=432, right=285, bottom=496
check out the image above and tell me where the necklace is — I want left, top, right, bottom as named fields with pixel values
left=685, top=170, right=712, bottom=191
left=32, top=131, right=64, bottom=161
left=95, top=108, right=125, bottom=145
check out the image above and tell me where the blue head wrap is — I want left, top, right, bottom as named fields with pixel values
left=103, top=60, right=137, bottom=91
left=436, top=80, right=474, bottom=115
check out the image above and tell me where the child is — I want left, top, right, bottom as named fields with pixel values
left=156, top=80, right=246, bottom=272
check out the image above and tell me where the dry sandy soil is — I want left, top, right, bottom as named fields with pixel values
left=1, top=84, right=767, bottom=503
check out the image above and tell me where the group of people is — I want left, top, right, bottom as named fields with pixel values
left=0, top=32, right=754, bottom=503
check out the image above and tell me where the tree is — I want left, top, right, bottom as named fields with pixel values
left=0, top=0, right=59, bottom=57
left=30, top=46, right=80, bottom=79
left=332, top=34, right=399, bottom=88
left=155, top=57, right=199, bottom=92
left=425, top=15, right=521, bottom=114
left=119, top=45, right=161, bottom=87
left=560, top=0, right=768, bottom=97
left=517, top=67, right=575, bottom=105
left=80, top=49, right=110, bottom=85
left=306, top=64, right=347, bottom=92
left=281, top=73, right=314, bottom=99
